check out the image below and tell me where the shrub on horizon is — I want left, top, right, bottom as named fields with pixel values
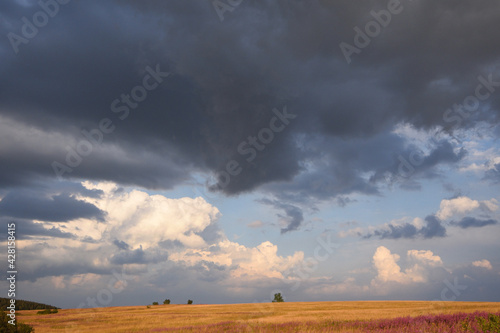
left=272, top=293, right=284, bottom=303
left=37, top=308, right=58, bottom=315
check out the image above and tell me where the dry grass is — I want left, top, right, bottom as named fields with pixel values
left=18, top=301, right=500, bottom=332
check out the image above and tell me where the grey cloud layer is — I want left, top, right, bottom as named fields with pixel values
left=1, top=0, right=500, bottom=232
left=0, top=190, right=104, bottom=222
left=259, top=198, right=304, bottom=233
left=363, top=215, right=447, bottom=240
left=0, top=218, right=76, bottom=240
left=452, top=216, right=498, bottom=229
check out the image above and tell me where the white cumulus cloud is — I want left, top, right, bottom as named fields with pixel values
left=80, top=182, right=220, bottom=249
left=436, top=196, right=480, bottom=220
left=169, top=239, right=304, bottom=279
left=472, top=259, right=492, bottom=270
left=247, top=220, right=264, bottom=228
left=436, top=196, right=499, bottom=220
left=407, top=249, right=443, bottom=267
left=372, top=246, right=443, bottom=285
left=78, top=182, right=305, bottom=281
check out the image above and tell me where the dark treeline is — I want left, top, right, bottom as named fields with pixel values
left=0, top=297, right=59, bottom=310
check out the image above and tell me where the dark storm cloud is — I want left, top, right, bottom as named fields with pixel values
left=398, top=180, right=422, bottom=191
left=336, top=196, right=355, bottom=207
left=196, top=222, right=225, bottom=245
left=263, top=135, right=464, bottom=208
left=1, top=0, right=500, bottom=224
left=421, top=215, right=447, bottom=238
left=191, top=260, right=228, bottom=283
left=417, top=141, right=467, bottom=174
left=452, top=216, right=498, bottom=229
left=366, top=223, right=418, bottom=239
left=371, top=139, right=466, bottom=184
left=110, top=246, right=146, bottom=265
left=364, top=215, right=446, bottom=239
left=81, top=236, right=98, bottom=243
left=259, top=199, right=304, bottom=233
left=19, top=259, right=112, bottom=282
left=69, top=183, right=104, bottom=199
left=113, top=239, right=130, bottom=251
left=158, top=239, right=184, bottom=249
left=0, top=218, right=75, bottom=240
left=0, top=190, right=104, bottom=222
left=0, top=1, right=206, bottom=190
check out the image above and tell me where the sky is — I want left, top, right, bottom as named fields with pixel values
left=0, top=0, right=500, bottom=309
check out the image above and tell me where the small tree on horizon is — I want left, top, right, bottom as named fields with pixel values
left=163, top=299, right=171, bottom=305
left=272, top=293, right=284, bottom=303
left=152, top=301, right=159, bottom=305
left=187, top=300, right=193, bottom=305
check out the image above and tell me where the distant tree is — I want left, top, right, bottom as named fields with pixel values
left=187, top=300, right=193, bottom=305
left=163, top=299, right=171, bottom=305
left=272, top=293, right=284, bottom=303
left=152, top=302, right=159, bottom=305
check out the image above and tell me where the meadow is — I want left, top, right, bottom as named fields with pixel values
left=17, top=301, right=500, bottom=332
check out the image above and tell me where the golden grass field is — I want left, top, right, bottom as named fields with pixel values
left=18, top=301, right=500, bottom=332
